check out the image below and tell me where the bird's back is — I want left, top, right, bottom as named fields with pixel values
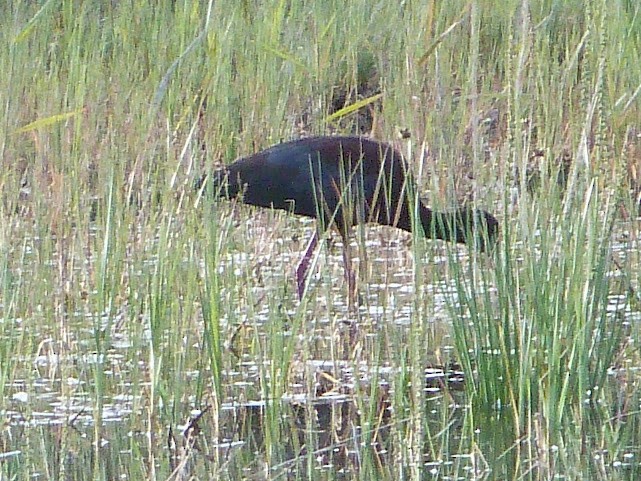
left=214, top=136, right=412, bottom=233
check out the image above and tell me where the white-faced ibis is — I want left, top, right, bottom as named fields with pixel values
left=197, top=136, right=499, bottom=301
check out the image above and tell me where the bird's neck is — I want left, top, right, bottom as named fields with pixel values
left=418, top=205, right=467, bottom=244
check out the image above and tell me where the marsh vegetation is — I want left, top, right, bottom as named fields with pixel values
left=1, top=0, right=641, bottom=479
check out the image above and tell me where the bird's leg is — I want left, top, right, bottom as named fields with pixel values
left=296, top=231, right=319, bottom=300
left=341, top=237, right=357, bottom=308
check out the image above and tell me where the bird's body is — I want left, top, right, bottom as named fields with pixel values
left=206, top=136, right=412, bottom=233
left=198, top=136, right=498, bottom=300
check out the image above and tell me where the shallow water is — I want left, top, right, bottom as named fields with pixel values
left=2, top=211, right=641, bottom=479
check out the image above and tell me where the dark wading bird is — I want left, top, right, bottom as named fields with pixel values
left=196, top=136, right=499, bottom=301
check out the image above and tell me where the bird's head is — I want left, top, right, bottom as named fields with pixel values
left=475, top=209, right=500, bottom=253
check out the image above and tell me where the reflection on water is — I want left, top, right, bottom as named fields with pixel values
left=174, top=361, right=468, bottom=478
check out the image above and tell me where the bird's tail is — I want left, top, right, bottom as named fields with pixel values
left=194, top=169, right=234, bottom=197
left=194, top=174, right=208, bottom=193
